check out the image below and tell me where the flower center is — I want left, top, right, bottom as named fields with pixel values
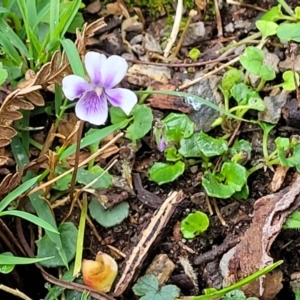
left=94, top=86, right=103, bottom=97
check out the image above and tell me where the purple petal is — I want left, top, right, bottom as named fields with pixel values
left=157, top=137, right=166, bottom=152
left=62, top=75, right=91, bottom=100
left=100, top=56, right=128, bottom=88
left=105, top=88, right=137, bottom=115
left=75, top=91, right=108, bottom=125
left=85, top=52, right=106, bottom=86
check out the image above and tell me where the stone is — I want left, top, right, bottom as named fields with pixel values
left=279, top=55, right=300, bottom=72
left=258, top=90, right=288, bottom=124
left=187, top=75, right=223, bottom=132
left=182, top=22, right=206, bottom=46
left=144, top=33, right=162, bottom=54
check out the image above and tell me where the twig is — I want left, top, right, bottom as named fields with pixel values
left=0, top=285, right=32, bottom=300
left=226, top=0, right=267, bottom=12
left=179, top=56, right=240, bottom=90
left=28, top=132, right=124, bottom=196
left=213, top=0, right=223, bottom=37
left=172, top=10, right=198, bottom=58
left=163, top=0, right=183, bottom=58
left=69, top=120, right=84, bottom=202
left=212, top=198, right=228, bottom=226
left=126, top=53, right=238, bottom=67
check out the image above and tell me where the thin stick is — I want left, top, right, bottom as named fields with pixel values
left=212, top=198, right=228, bottom=226
left=0, top=285, right=32, bottom=300
left=226, top=0, right=267, bottom=12
left=163, top=0, right=183, bottom=57
left=179, top=56, right=240, bottom=90
left=213, top=0, right=223, bottom=37
left=28, top=132, right=124, bottom=196
left=205, top=194, right=214, bottom=216
left=69, top=120, right=84, bottom=202
left=172, top=10, right=198, bottom=58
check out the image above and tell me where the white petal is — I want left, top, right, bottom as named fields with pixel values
left=62, top=75, right=91, bottom=100
left=105, top=88, right=137, bottom=115
left=75, top=91, right=108, bottom=125
left=85, top=52, right=106, bottom=86
left=100, top=56, right=128, bottom=89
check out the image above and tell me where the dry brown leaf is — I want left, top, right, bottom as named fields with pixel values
left=0, top=173, right=22, bottom=196
left=222, top=174, right=300, bottom=299
left=269, top=165, right=289, bottom=192
left=57, top=113, right=79, bottom=145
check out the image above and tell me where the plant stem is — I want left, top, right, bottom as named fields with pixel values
left=69, top=120, right=84, bottom=202
left=277, top=0, right=295, bottom=17
left=256, top=78, right=266, bottom=92
left=247, top=163, right=264, bottom=176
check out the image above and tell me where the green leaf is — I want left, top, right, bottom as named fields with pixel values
left=277, top=23, right=300, bottom=42
left=37, top=222, right=78, bottom=268
left=53, top=166, right=72, bottom=191
left=255, top=20, right=278, bottom=39
left=163, top=113, right=194, bottom=144
left=180, top=211, right=210, bottom=239
left=179, top=132, right=228, bottom=158
left=226, top=139, right=252, bottom=164
left=165, top=147, right=183, bottom=162
left=0, top=252, right=52, bottom=265
left=276, top=137, right=300, bottom=172
left=149, top=161, right=185, bottom=185
left=77, top=166, right=112, bottom=189
left=261, top=5, right=284, bottom=22
left=239, top=46, right=264, bottom=75
left=89, top=198, right=129, bottom=228
left=282, top=70, right=300, bottom=91
left=260, top=64, right=276, bottom=81
left=189, top=48, right=201, bottom=62
left=0, top=62, right=8, bottom=85
left=61, top=38, right=85, bottom=78
left=295, top=7, right=300, bottom=19
left=221, top=68, right=243, bottom=92
left=109, top=106, right=128, bottom=125
left=133, top=275, right=180, bottom=300
left=0, top=210, right=58, bottom=233
left=283, top=210, right=300, bottom=229
left=0, top=175, right=40, bottom=212
left=202, top=162, right=247, bottom=199
left=126, top=104, right=153, bottom=140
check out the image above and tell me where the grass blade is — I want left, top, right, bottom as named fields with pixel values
left=0, top=254, right=53, bottom=265
left=11, top=137, right=69, bottom=267
left=49, top=0, right=59, bottom=40
left=73, top=194, right=87, bottom=277
left=0, top=210, right=58, bottom=233
left=61, top=38, right=85, bottom=77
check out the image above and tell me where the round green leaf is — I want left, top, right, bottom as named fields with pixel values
left=126, top=104, right=153, bottom=140
left=180, top=211, right=209, bottom=239
left=36, top=222, right=78, bottom=268
left=163, top=113, right=194, bottom=144
left=189, top=48, right=201, bottom=62
left=277, top=23, right=300, bottom=42
left=89, top=198, right=129, bottom=228
left=239, top=47, right=264, bottom=75
left=149, top=161, right=185, bottom=185
left=202, top=162, right=247, bottom=199
left=255, top=20, right=278, bottom=39
left=221, top=68, right=244, bottom=92
left=282, top=70, right=300, bottom=91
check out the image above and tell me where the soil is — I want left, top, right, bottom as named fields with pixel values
left=2, top=0, right=300, bottom=300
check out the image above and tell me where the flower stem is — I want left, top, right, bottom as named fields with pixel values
left=69, top=120, right=84, bottom=202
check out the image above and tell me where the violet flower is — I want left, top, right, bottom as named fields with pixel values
left=157, top=136, right=166, bottom=152
left=62, top=52, right=137, bottom=125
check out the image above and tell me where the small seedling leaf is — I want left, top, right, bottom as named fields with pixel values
left=126, top=104, right=153, bottom=140
left=180, top=211, right=210, bottom=239
left=89, top=197, right=129, bottom=228
left=132, top=275, right=180, bottom=300
left=179, top=132, right=228, bottom=158
left=231, top=83, right=253, bottom=105
left=149, top=161, right=185, bottom=185
left=283, top=210, right=300, bottom=229
left=277, top=23, right=300, bottom=42
left=259, top=64, right=276, bottom=81
left=282, top=70, right=300, bottom=91
left=226, top=139, right=252, bottom=164
left=239, top=47, right=264, bottom=75
left=189, top=48, right=201, bottom=62
left=163, top=113, right=194, bottom=144
left=256, top=20, right=278, bottom=39
left=109, top=106, right=128, bottom=125
left=165, top=147, right=183, bottom=162
left=202, top=162, right=247, bottom=199
left=261, top=5, right=284, bottom=22
left=36, top=222, right=78, bottom=268
left=221, top=68, right=244, bottom=92
left=221, top=290, right=246, bottom=300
